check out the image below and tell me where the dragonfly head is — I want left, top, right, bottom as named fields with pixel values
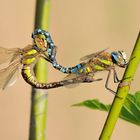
left=111, top=50, right=127, bottom=68
left=32, top=29, right=53, bottom=51
left=32, top=29, right=47, bottom=51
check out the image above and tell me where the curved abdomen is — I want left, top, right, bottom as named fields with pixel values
left=21, top=66, right=83, bottom=89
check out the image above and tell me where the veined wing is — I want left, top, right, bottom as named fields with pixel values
left=80, top=48, right=108, bottom=61
left=0, top=60, right=21, bottom=90
left=63, top=73, right=86, bottom=88
left=0, top=47, right=21, bottom=65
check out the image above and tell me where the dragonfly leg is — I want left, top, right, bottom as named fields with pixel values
left=113, top=66, right=132, bottom=88
left=41, top=55, right=53, bottom=63
left=105, top=70, right=116, bottom=94
left=113, top=68, right=121, bottom=83
left=118, top=76, right=132, bottom=88
left=118, top=81, right=131, bottom=88
left=113, top=68, right=132, bottom=88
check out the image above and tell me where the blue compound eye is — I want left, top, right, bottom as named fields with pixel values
left=111, top=51, right=127, bottom=67
left=111, top=52, right=118, bottom=63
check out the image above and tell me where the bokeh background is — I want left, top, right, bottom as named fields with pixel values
left=0, top=0, right=140, bottom=140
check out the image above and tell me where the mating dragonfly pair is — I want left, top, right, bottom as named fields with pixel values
left=0, top=29, right=127, bottom=94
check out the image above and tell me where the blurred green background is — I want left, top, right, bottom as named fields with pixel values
left=0, top=0, right=140, bottom=140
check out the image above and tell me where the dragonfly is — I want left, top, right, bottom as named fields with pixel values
left=56, top=48, right=128, bottom=94
left=0, top=29, right=127, bottom=93
left=0, top=29, right=82, bottom=90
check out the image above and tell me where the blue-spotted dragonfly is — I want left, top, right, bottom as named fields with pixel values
left=0, top=29, right=127, bottom=93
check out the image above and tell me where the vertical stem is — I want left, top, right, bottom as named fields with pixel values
left=29, top=0, right=51, bottom=140
left=99, top=31, right=140, bottom=140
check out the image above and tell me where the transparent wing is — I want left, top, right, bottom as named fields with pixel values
left=63, top=73, right=84, bottom=88
left=0, top=45, right=35, bottom=89
left=63, top=73, right=103, bottom=88
left=80, top=48, right=108, bottom=61
left=0, top=47, right=21, bottom=65
left=0, top=60, right=21, bottom=90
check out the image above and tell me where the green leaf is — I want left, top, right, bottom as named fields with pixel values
left=73, top=99, right=111, bottom=111
left=73, top=91, right=140, bottom=126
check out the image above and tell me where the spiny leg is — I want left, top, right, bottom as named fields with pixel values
left=117, top=56, right=136, bottom=88
left=113, top=68, right=131, bottom=88
left=125, top=56, right=136, bottom=66
left=118, top=76, right=132, bottom=88
left=105, top=70, right=123, bottom=99
left=41, top=55, right=53, bottom=63
left=105, top=70, right=116, bottom=94
left=113, top=68, right=120, bottom=83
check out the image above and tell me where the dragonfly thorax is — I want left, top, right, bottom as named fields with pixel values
left=111, top=50, right=127, bottom=68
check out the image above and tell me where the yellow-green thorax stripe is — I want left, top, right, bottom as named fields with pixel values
left=99, top=59, right=113, bottom=65
left=22, top=49, right=37, bottom=65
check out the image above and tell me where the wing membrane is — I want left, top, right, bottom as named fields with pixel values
left=63, top=73, right=85, bottom=88
left=0, top=60, right=21, bottom=89
left=0, top=47, right=21, bottom=65
left=80, top=48, right=108, bottom=61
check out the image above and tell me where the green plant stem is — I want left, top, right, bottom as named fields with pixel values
left=29, top=0, right=51, bottom=140
left=99, top=31, right=140, bottom=140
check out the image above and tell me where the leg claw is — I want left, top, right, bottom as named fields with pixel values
left=118, top=81, right=131, bottom=88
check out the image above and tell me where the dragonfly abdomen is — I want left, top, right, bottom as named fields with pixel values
left=21, top=65, right=80, bottom=89
left=21, top=66, right=62, bottom=89
left=52, top=60, right=83, bottom=74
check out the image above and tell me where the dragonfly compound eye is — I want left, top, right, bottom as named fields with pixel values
left=118, top=50, right=127, bottom=60
left=118, top=50, right=127, bottom=67
left=111, top=51, right=127, bottom=67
